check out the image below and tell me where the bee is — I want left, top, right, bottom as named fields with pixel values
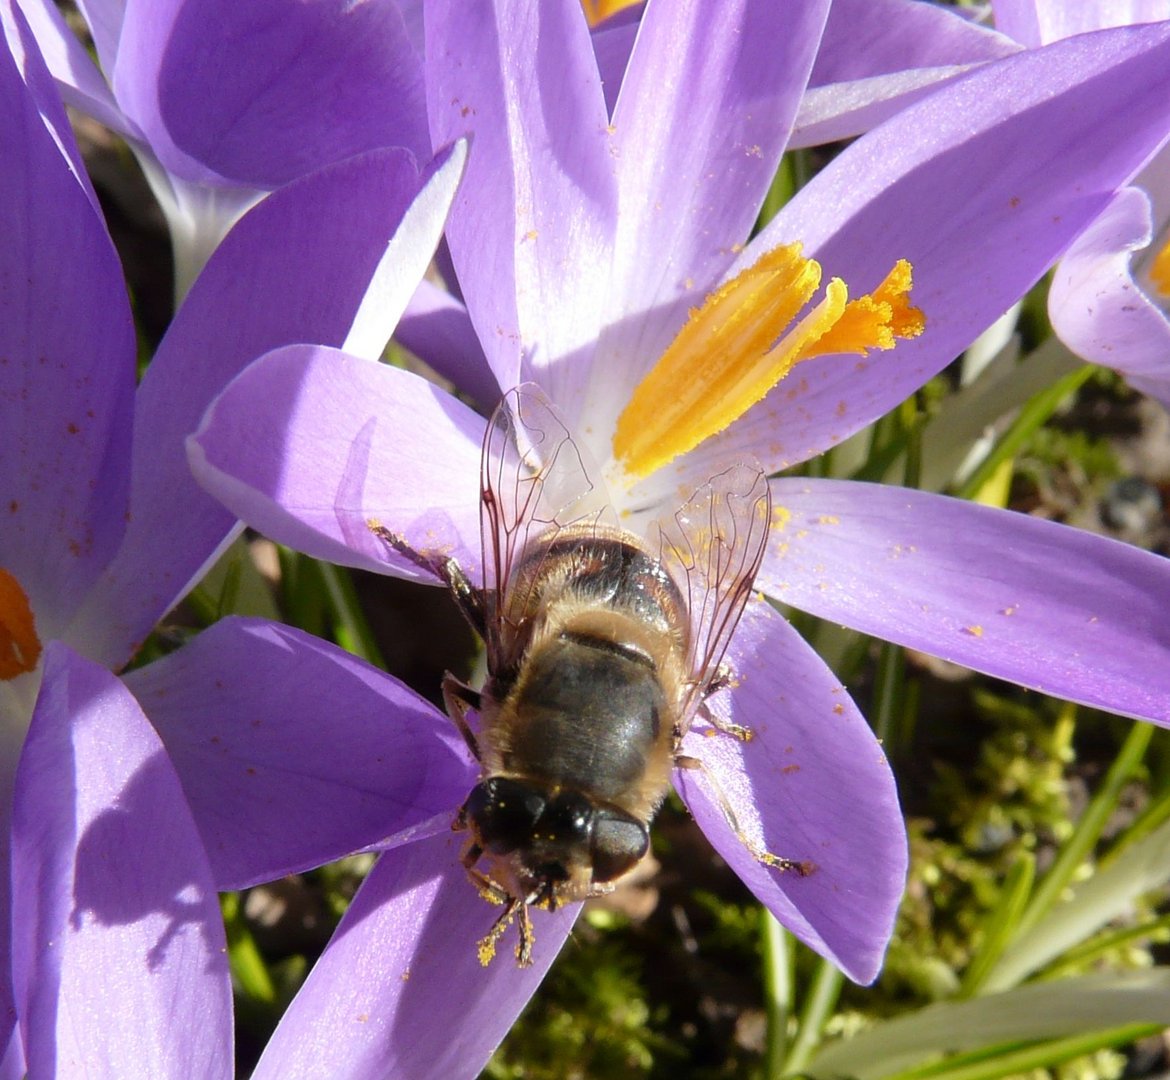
left=370, top=385, right=809, bottom=966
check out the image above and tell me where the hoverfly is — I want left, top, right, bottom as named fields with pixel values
left=371, top=385, right=808, bottom=964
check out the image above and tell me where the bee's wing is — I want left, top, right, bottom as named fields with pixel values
left=652, top=463, right=771, bottom=725
left=480, top=384, right=614, bottom=653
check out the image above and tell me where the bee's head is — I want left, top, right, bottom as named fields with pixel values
left=463, top=775, right=649, bottom=901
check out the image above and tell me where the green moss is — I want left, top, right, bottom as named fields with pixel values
left=485, top=935, right=673, bottom=1080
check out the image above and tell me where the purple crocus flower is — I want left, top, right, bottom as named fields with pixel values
left=0, top=11, right=465, bottom=1074
left=792, top=0, right=1170, bottom=408
left=1048, top=163, right=1170, bottom=410
left=987, top=0, right=1170, bottom=408
left=452, top=0, right=1021, bottom=401
left=11, top=0, right=428, bottom=293
left=185, top=2, right=1170, bottom=1075
left=0, top=21, right=227, bottom=1074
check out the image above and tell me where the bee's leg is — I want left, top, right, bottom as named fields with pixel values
left=514, top=902, right=535, bottom=967
left=453, top=801, right=471, bottom=833
left=475, top=896, right=524, bottom=967
left=465, top=865, right=511, bottom=906
left=460, top=845, right=516, bottom=907
left=442, top=672, right=483, bottom=760
left=704, top=662, right=733, bottom=698
left=464, top=861, right=536, bottom=966
left=367, top=520, right=486, bottom=638
left=693, top=696, right=755, bottom=743
left=675, top=754, right=814, bottom=877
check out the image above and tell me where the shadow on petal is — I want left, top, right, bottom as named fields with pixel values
left=70, top=751, right=224, bottom=974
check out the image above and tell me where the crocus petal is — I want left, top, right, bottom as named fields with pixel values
left=254, top=833, right=577, bottom=1080
left=397, top=0, right=424, bottom=54
left=1138, top=135, right=1170, bottom=240
left=189, top=346, right=484, bottom=580
left=113, top=0, right=428, bottom=187
left=759, top=479, right=1170, bottom=725
left=675, top=600, right=905, bottom=985
left=992, top=0, right=1170, bottom=47
left=588, top=0, right=830, bottom=434
left=791, top=0, right=1019, bottom=148
left=1049, top=185, right=1170, bottom=408
left=10, top=0, right=124, bottom=135
left=0, top=676, right=28, bottom=1072
left=11, top=644, right=231, bottom=1078
left=72, top=0, right=123, bottom=83
left=1, top=0, right=114, bottom=194
left=680, top=22, right=1170, bottom=483
left=0, top=1031, right=23, bottom=1079
left=0, top=24, right=133, bottom=638
left=811, top=0, right=1016, bottom=86
left=426, top=0, right=617, bottom=400
left=395, top=279, right=500, bottom=409
left=794, top=71, right=977, bottom=153
left=590, top=4, right=639, bottom=116
left=343, top=140, right=469, bottom=363
left=66, top=148, right=450, bottom=668
left=124, top=618, right=475, bottom=889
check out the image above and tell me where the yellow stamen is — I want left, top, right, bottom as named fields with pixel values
left=1150, top=235, right=1170, bottom=296
left=0, top=568, right=42, bottom=680
left=580, top=0, right=640, bottom=26
left=613, top=246, right=924, bottom=477
left=800, top=260, right=924, bottom=360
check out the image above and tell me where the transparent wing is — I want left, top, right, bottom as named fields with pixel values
left=652, top=463, right=771, bottom=726
left=480, top=384, right=615, bottom=653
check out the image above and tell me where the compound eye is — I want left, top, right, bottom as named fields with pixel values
left=590, top=810, right=649, bottom=884
left=541, top=790, right=594, bottom=843
left=465, top=777, right=545, bottom=855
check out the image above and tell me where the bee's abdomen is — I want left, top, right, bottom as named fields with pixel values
left=502, top=634, right=665, bottom=802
